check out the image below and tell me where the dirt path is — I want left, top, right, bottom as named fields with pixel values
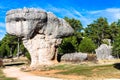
left=3, top=66, right=63, bottom=80
left=3, top=66, right=120, bottom=80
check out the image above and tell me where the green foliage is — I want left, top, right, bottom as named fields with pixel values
left=64, top=17, right=83, bottom=32
left=109, top=22, right=120, bottom=43
left=0, top=44, right=6, bottom=57
left=58, top=36, right=76, bottom=54
left=110, top=20, right=120, bottom=57
left=78, top=37, right=96, bottom=53
left=112, top=34, right=120, bottom=57
left=84, top=17, right=110, bottom=46
left=0, top=34, right=31, bottom=60
left=25, top=51, right=31, bottom=61
left=101, top=39, right=109, bottom=45
left=0, top=34, right=18, bottom=58
left=58, top=17, right=83, bottom=54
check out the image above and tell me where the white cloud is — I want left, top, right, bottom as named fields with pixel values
left=45, top=5, right=120, bottom=27
left=88, top=8, right=120, bottom=23
left=106, top=8, right=120, bottom=13
left=44, top=5, right=90, bottom=27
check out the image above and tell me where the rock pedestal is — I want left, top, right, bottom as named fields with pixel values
left=6, top=8, right=74, bottom=67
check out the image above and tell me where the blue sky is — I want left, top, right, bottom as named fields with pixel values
left=0, top=0, right=120, bottom=40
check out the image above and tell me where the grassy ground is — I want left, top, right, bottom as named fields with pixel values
left=34, top=62, right=120, bottom=79
left=0, top=68, right=17, bottom=80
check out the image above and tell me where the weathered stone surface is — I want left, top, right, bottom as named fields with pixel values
left=23, top=35, right=62, bottom=67
left=6, top=8, right=74, bottom=67
left=6, top=8, right=47, bottom=38
left=61, top=53, right=88, bottom=62
left=95, top=44, right=113, bottom=60
left=6, top=8, right=73, bottom=39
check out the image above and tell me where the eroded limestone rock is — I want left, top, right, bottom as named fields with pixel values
left=61, top=53, right=88, bottom=62
left=6, top=8, right=74, bottom=67
left=95, top=44, right=113, bottom=60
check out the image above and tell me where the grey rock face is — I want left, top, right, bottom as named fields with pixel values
left=61, top=53, right=88, bottom=62
left=6, top=8, right=47, bottom=38
left=95, top=44, right=113, bottom=60
left=6, top=8, right=74, bottom=39
left=6, top=8, right=74, bottom=67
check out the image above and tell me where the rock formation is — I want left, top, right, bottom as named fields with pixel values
left=61, top=53, right=88, bottom=62
left=6, top=8, right=74, bottom=67
left=95, top=44, right=113, bottom=60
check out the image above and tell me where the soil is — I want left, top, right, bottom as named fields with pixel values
left=3, top=66, right=62, bottom=80
left=3, top=65, right=120, bottom=80
left=30, top=69, right=120, bottom=80
left=31, top=70, right=86, bottom=80
left=2, top=59, right=120, bottom=80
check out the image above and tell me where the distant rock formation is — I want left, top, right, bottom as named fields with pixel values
left=61, top=53, right=88, bottom=62
left=6, top=8, right=74, bottom=67
left=95, top=44, right=113, bottom=60
left=60, top=53, right=97, bottom=62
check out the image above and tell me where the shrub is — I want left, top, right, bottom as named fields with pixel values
left=25, top=51, right=31, bottom=61
left=78, top=37, right=96, bottom=53
left=112, top=34, right=120, bottom=58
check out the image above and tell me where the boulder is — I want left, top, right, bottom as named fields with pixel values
left=95, top=44, right=113, bottom=60
left=6, top=8, right=74, bottom=67
left=61, top=53, right=88, bottom=62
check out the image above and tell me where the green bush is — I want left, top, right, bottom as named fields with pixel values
left=101, top=39, right=110, bottom=45
left=58, top=36, right=79, bottom=54
left=78, top=37, right=96, bottom=53
left=112, top=34, right=120, bottom=58
left=25, top=51, right=31, bottom=61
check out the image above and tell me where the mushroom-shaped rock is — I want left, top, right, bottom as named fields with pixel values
left=6, top=8, right=74, bottom=67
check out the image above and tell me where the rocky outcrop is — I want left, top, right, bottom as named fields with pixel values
left=61, top=53, right=88, bottom=62
left=95, top=44, right=113, bottom=60
left=6, top=8, right=74, bottom=67
left=61, top=53, right=97, bottom=62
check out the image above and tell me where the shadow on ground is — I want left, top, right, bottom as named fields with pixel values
left=113, top=63, right=120, bottom=70
left=4, top=62, right=25, bottom=66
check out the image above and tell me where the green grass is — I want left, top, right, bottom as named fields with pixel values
left=0, top=68, right=17, bottom=80
left=48, top=63, right=120, bottom=77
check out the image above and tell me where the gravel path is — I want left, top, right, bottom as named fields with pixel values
left=3, top=67, right=63, bottom=80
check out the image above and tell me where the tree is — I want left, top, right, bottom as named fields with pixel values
left=58, top=36, right=78, bottom=54
left=78, top=37, right=96, bottom=53
left=58, top=17, right=83, bottom=54
left=0, top=34, right=30, bottom=60
left=112, top=34, right=120, bottom=58
left=64, top=17, right=83, bottom=33
left=0, top=34, right=18, bottom=58
left=109, top=22, right=119, bottom=43
left=84, top=17, right=110, bottom=46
